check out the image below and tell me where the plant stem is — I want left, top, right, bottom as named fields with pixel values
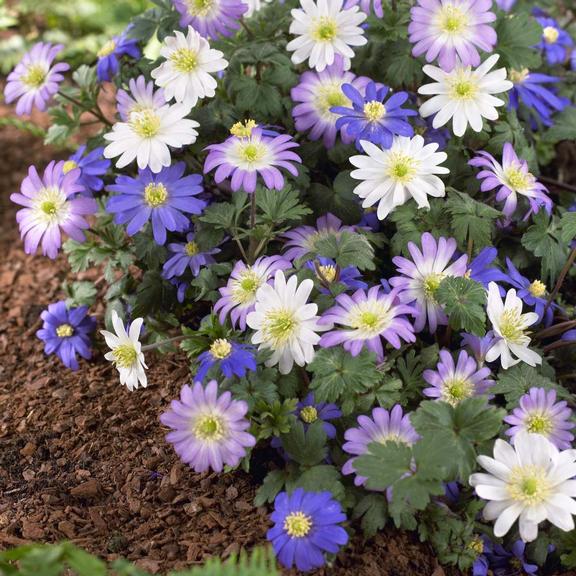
left=57, top=91, right=112, bottom=127
left=141, top=334, right=187, bottom=352
left=533, top=319, right=576, bottom=341
left=466, top=236, right=474, bottom=260
left=239, top=18, right=255, bottom=39
left=539, top=175, right=576, bottom=194
left=542, top=245, right=576, bottom=317
left=248, top=192, right=258, bottom=263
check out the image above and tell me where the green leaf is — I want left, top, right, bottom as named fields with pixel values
left=287, top=465, right=345, bottom=501
left=254, top=469, right=288, bottom=506
left=559, top=211, right=576, bottom=243
left=132, top=270, right=170, bottom=317
left=281, top=421, right=327, bottom=467
left=495, top=13, right=543, bottom=70
left=256, top=186, right=311, bottom=227
left=353, top=494, right=388, bottom=536
left=314, top=231, right=375, bottom=271
left=63, top=281, right=98, bottom=308
left=355, top=441, right=413, bottom=490
left=542, top=107, right=576, bottom=144
left=66, top=546, right=107, bottom=576
left=436, top=276, right=487, bottom=335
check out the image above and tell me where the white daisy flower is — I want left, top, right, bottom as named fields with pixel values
left=349, top=136, right=449, bottom=220
left=418, top=54, right=513, bottom=137
left=101, top=310, right=148, bottom=391
left=246, top=270, right=330, bottom=374
left=103, top=102, right=199, bottom=174
left=485, top=282, right=541, bottom=370
left=151, top=26, right=228, bottom=109
left=469, top=431, right=576, bottom=542
left=287, top=0, right=367, bottom=72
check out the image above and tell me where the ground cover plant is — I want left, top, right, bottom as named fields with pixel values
left=2, top=0, right=576, bottom=574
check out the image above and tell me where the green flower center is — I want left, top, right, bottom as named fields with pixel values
left=318, top=264, right=337, bottom=283
left=62, top=160, right=78, bottom=174
left=193, top=413, right=226, bottom=440
left=543, top=26, right=559, bottom=44
left=508, top=465, right=551, bottom=506
left=316, top=84, right=349, bottom=118
left=283, top=511, right=312, bottom=538
left=499, top=309, right=525, bottom=344
left=35, top=187, right=67, bottom=222
left=144, top=182, right=168, bottom=208
left=112, top=344, right=138, bottom=369
left=170, top=48, right=198, bottom=73
left=187, top=0, right=215, bottom=16
left=97, top=39, right=117, bottom=58
left=231, top=269, right=261, bottom=304
left=451, top=79, right=477, bottom=100
left=300, top=406, right=318, bottom=424
left=423, top=273, right=444, bottom=301
left=467, top=536, right=484, bottom=556
left=22, top=64, right=47, bottom=89
left=509, top=68, right=529, bottom=84
left=185, top=241, right=199, bottom=257
left=40, top=200, right=58, bottom=216
left=363, top=101, right=386, bottom=123
left=313, top=17, right=337, bottom=41
left=529, top=280, right=546, bottom=298
left=505, top=167, right=530, bottom=192
left=130, top=109, right=161, bottom=139
left=265, top=310, right=298, bottom=345
left=525, top=412, right=553, bottom=435
left=439, top=5, right=467, bottom=34
left=442, top=378, right=474, bottom=406
left=387, top=152, right=418, bottom=184
left=56, top=324, right=74, bottom=338
left=210, top=338, right=232, bottom=359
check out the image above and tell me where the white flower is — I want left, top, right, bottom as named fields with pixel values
left=485, top=282, right=541, bottom=369
left=349, top=136, right=449, bottom=220
left=101, top=310, right=148, bottom=391
left=469, top=431, right=576, bottom=542
left=103, top=102, right=199, bottom=173
left=246, top=270, right=330, bottom=374
left=151, top=26, right=228, bottom=109
left=418, top=54, right=513, bottom=137
left=287, top=0, right=367, bottom=72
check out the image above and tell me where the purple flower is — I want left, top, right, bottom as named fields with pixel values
left=196, top=339, right=256, bottom=381
left=468, top=247, right=509, bottom=288
left=63, top=145, right=110, bottom=194
left=4, top=42, right=69, bottom=116
left=423, top=349, right=494, bottom=405
left=160, top=380, right=256, bottom=472
left=342, top=405, right=419, bottom=486
left=535, top=16, right=573, bottom=66
left=214, top=256, right=292, bottom=331
left=296, top=393, right=341, bottom=439
left=305, top=257, right=367, bottom=293
left=319, top=286, right=416, bottom=361
left=36, top=301, right=96, bottom=370
left=390, top=233, right=468, bottom=333
left=162, top=232, right=220, bottom=279
left=96, top=31, right=140, bottom=82
left=487, top=540, right=538, bottom=575
left=494, top=0, right=516, bottom=11
left=408, top=0, right=497, bottom=71
left=117, top=75, right=166, bottom=121
left=106, top=162, right=206, bottom=245
left=283, top=213, right=356, bottom=262
left=504, top=387, right=574, bottom=450
left=267, top=489, right=348, bottom=572
left=344, top=0, right=383, bottom=17
left=11, top=161, right=97, bottom=259
left=171, top=0, right=248, bottom=39
left=469, top=142, right=552, bottom=220
left=412, top=112, right=451, bottom=151
left=204, top=122, right=301, bottom=194
left=460, top=331, right=497, bottom=366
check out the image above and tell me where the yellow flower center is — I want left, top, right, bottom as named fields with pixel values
left=363, top=101, right=386, bottom=123
left=193, top=413, right=226, bottom=440
left=505, top=167, right=531, bottom=192
left=187, top=0, right=215, bottom=16
left=423, top=273, right=444, bottom=301
left=543, top=26, right=559, bottom=44
left=349, top=304, right=390, bottom=337
left=22, top=64, right=47, bottom=89
left=144, top=182, right=168, bottom=208
left=451, top=79, right=477, bottom=100
left=210, top=338, right=232, bottom=359
left=112, top=344, right=138, bottom=369
left=318, top=264, right=337, bottom=283
left=62, top=160, right=78, bottom=174
left=56, top=324, right=74, bottom=338
left=387, top=152, right=418, bottom=184
left=283, top=511, right=312, bottom=538
left=508, top=465, right=551, bottom=506
left=439, top=5, right=467, bottom=34
left=529, top=280, right=546, bottom=298
left=230, top=119, right=257, bottom=138
left=170, top=47, right=198, bottom=73
left=231, top=269, right=262, bottom=304
left=265, top=310, right=298, bottom=345
left=525, top=412, right=553, bottom=435
left=185, top=241, right=199, bottom=257
left=130, top=109, right=161, bottom=139
left=509, top=68, right=530, bottom=84
left=442, top=378, right=474, bottom=406
left=35, top=187, right=67, bottom=223
left=300, top=406, right=318, bottom=424
left=97, top=39, right=117, bottom=58
left=315, top=84, right=349, bottom=118
left=467, top=536, right=484, bottom=555
left=499, top=309, right=526, bottom=344
left=312, top=17, right=337, bottom=41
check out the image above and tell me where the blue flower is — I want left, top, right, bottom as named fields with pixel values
left=296, top=393, right=342, bottom=439
left=413, top=114, right=451, bottom=151
left=36, top=301, right=96, bottom=370
left=535, top=16, right=573, bottom=66
left=96, top=30, right=140, bottom=82
left=305, top=257, right=367, bottom=293
left=468, top=247, right=509, bottom=288
left=196, top=339, right=256, bottom=381
left=267, top=489, right=348, bottom=572
left=331, top=82, right=416, bottom=151
left=487, top=540, right=538, bottom=575
left=64, top=145, right=110, bottom=194
left=162, top=232, right=221, bottom=279
left=106, top=162, right=206, bottom=245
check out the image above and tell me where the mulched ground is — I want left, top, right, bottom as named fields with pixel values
left=0, top=101, right=449, bottom=575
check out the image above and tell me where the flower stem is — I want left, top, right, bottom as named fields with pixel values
left=533, top=319, right=576, bottom=341
left=542, top=245, right=576, bottom=317
left=141, top=334, right=187, bottom=352
left=539, top=175, right=576, bottom=194
left=57, top=90, right=112, bottom=127
left=248, top=192, right=258, bottom=263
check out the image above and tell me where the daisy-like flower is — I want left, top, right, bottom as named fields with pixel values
left=319, top=286, right=416, bottom=361
left=408, top=0, right=497, bottom=72
left=291, top=56, right=371, bottom=148
left=331, top=82, right=416, bottom=150
left=296, top=393, right=342, bottom=439
left=469, top=143, right=552, bottom=220
left=469, top=431, right=576, bottom=542
left=214, top=256, right=292, bottom=331
left=418, top=54, right=513, bottom=137
left=63, top=146, right=110, bottom=195
left=162, top=232, right=221, bottom=279
left=101, top=310, right=147, bottom=391
left=151, top=26, right=228, bottom=109
left=390, top=233, right=468, bottom=333
left=461, top=331, right=497, bottom=366
left=349, top=136, right=449, bottom=220
left=246, top=270, right=328, bottom=374
left=160, top=380, right=256, bottom=472
left=423, top=349, right=494, bottom=406
left=267, top=489, right=348, bottom=572
left=342, top=405, right=419, bottom=486
left=106, top=162, right=206, bottom=245
left=504, top=388, right=575, bottom=450
left=485, top=282, right=541, bottom=370
left=204, top=120, right=301, bottom=194
left=96, top=30, right=140, bottom=82
left=287, top=0, right=367, bottom=72
left=536, top=16, right=573, bottom=66
left=196, top=338, right=257, bottom=381
left=4, top=42, right=69, bottom=117
left=11, top=161, right=97, bottom=259
left=103, top=101, right=199, bottom=174
left=116, top=76, right=166, bottom=121
left=36, top=301, right=96, bottom=371
left=171, top=0, right=248, bottom=39
left=305, top=257, right=367, bottom=293
left=283, top=213, right=356, bottom=261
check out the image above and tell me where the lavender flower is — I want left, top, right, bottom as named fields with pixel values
left=319, top=286, right=416, bottom=361
left=63, top=145, right=110, bottom=194
left=504, top=387, right=574, bottom=450
left=4, top=42, right=69, bottom=116
left=342, top=405, right=419, bottom=486
left=495, top=0, right=516, bottom=11
left=204, top=121, right=301, bottom=194
left=344, top=0, right=382, bottom=17
left=306, top=257, right=367, bottom=293
left=390, top=233, right=468, bottom=333
left=460, top=331, right=497, bottom=366
left=331, top=82, right=416, bottom=150
left=11, top=161, right=97, bottom=259
left=106, top=162, right=206, bottom=245
left=196, top=338, right=256, bottom=381
left=36, top=301, right=96, bottom=370
left=117, top=75, right=166, bottom=121
left=96, top=31, right=140, bottom=82
left=296, top=393, right=341, bottom=439
left=171, top=0, right=248, bottom=39
left=160, top=380, right=256, bottom=472
left=535, top=16, right=573, bottom=66
left=162, top=232, right=220, bottom=279
left=423, top=349, right=494, bottom=406
left=267, top=489, right=348, bottom=572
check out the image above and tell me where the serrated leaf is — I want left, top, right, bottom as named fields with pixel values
left=355, top=441, right=413, bottom=490
left=559, top=211, right=576, bottom=243
left=281, top=421, right=327, bottom=467
left=254, top=469, right=288, bottom=506
left=353, top=494, right=388, bottom=536
left=256, top=185, right=311, bottom=226
left=436, top=276, right=487, bottom=335
left=542, top=107, right=576, bottom=144
left=286, top=465, right=345, bottom=501
left=314, top=231, right=375, bottom=271
left=495, top=13, right=543, bottom=70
